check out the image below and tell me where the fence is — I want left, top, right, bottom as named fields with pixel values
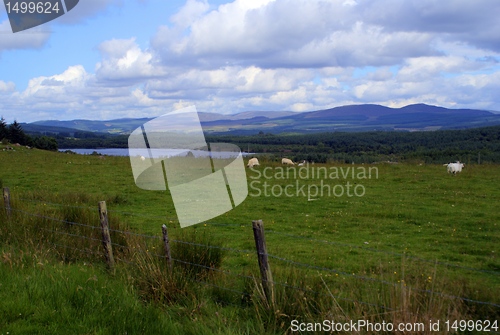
left=1, top=186, right=499, bottom=324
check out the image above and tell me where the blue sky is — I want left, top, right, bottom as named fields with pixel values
left=1, top=0, right=500, bottom=122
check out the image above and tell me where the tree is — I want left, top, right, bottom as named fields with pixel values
left=32, top=136, right=58, bottom=151
left=8, top=120, right=28, bottom=145
left=0, top=117, right=7, bottom=141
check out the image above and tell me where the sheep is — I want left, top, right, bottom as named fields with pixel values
left=445, top=161, right=465, bottom=175
left=247, top=157, right=260, bottom=168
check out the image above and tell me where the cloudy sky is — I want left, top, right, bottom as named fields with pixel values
left=1, top=0, right=499, bottom=123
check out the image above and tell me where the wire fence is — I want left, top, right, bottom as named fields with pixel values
left=2, top=187, right=499, bottom=324
left=266, top=230, right=500, bottom=275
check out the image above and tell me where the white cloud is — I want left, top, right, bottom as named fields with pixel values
left=170, top=0, right=210, bottom=29
left=22, top=65, right=90, bottom=98
left=95, top=38, right=163, bottom=85
left=361, top=0, right=500, bottom=52
left=1, top=65, right=172, bottom=121
left=2, top=0, right=500, bottom=123
left=0, top=20, right=50, bottom=52
left=151, top=0, right=447, bottom=69
left=397, top=56, right=481, bottom=82
left=152, top=0, right=358, bottom=68
left=0, top=80, right=15, bottom=93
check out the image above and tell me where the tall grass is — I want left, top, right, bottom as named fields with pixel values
left=247, top=263, right=488, bottom=335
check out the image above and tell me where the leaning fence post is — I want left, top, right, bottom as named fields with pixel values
left=162, top=224, right=173, bottom=271
left=3, top=187, right=11, bottom=218
left=98, top=201, right=115, bottom=270
left=252, top=219, right=274, bottom=305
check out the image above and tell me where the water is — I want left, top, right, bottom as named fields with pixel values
left=59, top=148, right=255, bottom=158
left=59, top=148, right=131, bottom=156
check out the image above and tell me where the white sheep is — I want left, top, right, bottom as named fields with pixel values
left=247, top=157, right=260, bottom=168
left=446, top=161, right=464, bottom=175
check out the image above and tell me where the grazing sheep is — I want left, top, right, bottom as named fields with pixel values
left=281, top=158, right=295, bottom=165
left=445, top=161, right=464, bottom=175
left=247, top=157, right=260, bottom=168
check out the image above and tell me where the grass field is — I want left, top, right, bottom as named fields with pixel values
left=0, top=144, right=499, bottom=334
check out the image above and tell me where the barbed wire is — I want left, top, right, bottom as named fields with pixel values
left=147, top=251, right=473, bottom=314
left=266, top=253, right=399, bottom=287
left=168, top=256, right=256, bottom=281
left=126, top=250, right=395, bottom=312
left=107, top=208, right=177, bottom=222
left=171, top=239, right=255, bottom=255
left=6, top=207, right=102, bottom=230
left=34, top=239, right=500, bottom=313
left=204, top=222, right=252, bottom=228
left=3, top=201, right=499, bottom=310
left=416, top=288, right=500, bottom=308
left=110, top=241, right=130, bottom=249
left=266, top=230, right=500, bottom=275
left=7, top=205, right=167, bottom=242
left=7, top=200, right=496, bottom=281
left=18, top=198, right=95, bottom=211
left=115, top=256, right=137, bottom=266
left=269, top=278, right=394, bottom=311
left=16, top=197, right=179, bottom=221
left=11, top=197, right=249, bottom=228
left=193, top=278, right=249, bottom=297
left=266, top=253, right=500, bottom=309
left=14, top=197, right=247, bottom=225
left=50, top=242, right=99, bottom=256
left=107, top=227, right=162, bottom=240
left=156, top=254, right=394, bottom=311
left=39, top=227, right=102, bottom=243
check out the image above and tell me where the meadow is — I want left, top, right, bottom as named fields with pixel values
left=0, top=144, right=498, bottom=334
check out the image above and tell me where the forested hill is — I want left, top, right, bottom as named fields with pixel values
left=52, top=125, right=500, bottom=164
left=208, top=126, right=500, bottom=164
left=26, top=103, right=500, bottom=135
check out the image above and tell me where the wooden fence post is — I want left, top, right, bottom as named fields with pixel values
left=98, top=201, right=115, bottom=270
left=252, top=219, right=274, bottom=305
left=162, top=224, right=173, bottom=271
left=3, top=187, right=11, bottom=218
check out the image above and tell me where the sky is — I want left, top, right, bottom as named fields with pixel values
left=0, top=0, right=499, bottom=123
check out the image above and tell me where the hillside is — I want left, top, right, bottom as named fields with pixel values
left=202, top=103, right=500, bottom=134
left=28, top=118, right=152, bottom=135
left=23, top=103, right=500, bottom=136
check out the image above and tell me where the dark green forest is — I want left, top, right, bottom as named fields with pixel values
left=0, top=118, right=58, bottom=151
left=207, top=127, right=500, bottom=164
left=48, top=125, right=500, bottom=164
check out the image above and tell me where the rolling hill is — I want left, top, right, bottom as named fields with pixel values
left=200, top=103, right=500, bottom=134
left=23, top=103, right=500, bottom=136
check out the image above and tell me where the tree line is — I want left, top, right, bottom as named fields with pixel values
left=206, top=126, right=500, bottom=164
left=0, top=118, right=58, bottom=151
left=29, top=122, right=500, bottom=164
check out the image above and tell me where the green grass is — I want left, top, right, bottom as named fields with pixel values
left=0, top=144, right=499, bottom=334
left=0, top=247, right=266, bottom=335
left=0, top=252, right=172, bottom=334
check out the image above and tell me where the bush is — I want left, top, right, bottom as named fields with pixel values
left=172, top=228, right=226, bottom=279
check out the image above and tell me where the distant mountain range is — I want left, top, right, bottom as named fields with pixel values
left=23, top=103, right=500, bottom=136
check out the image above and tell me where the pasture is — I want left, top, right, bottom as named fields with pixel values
left=0, top=145, right=498, bottom=334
